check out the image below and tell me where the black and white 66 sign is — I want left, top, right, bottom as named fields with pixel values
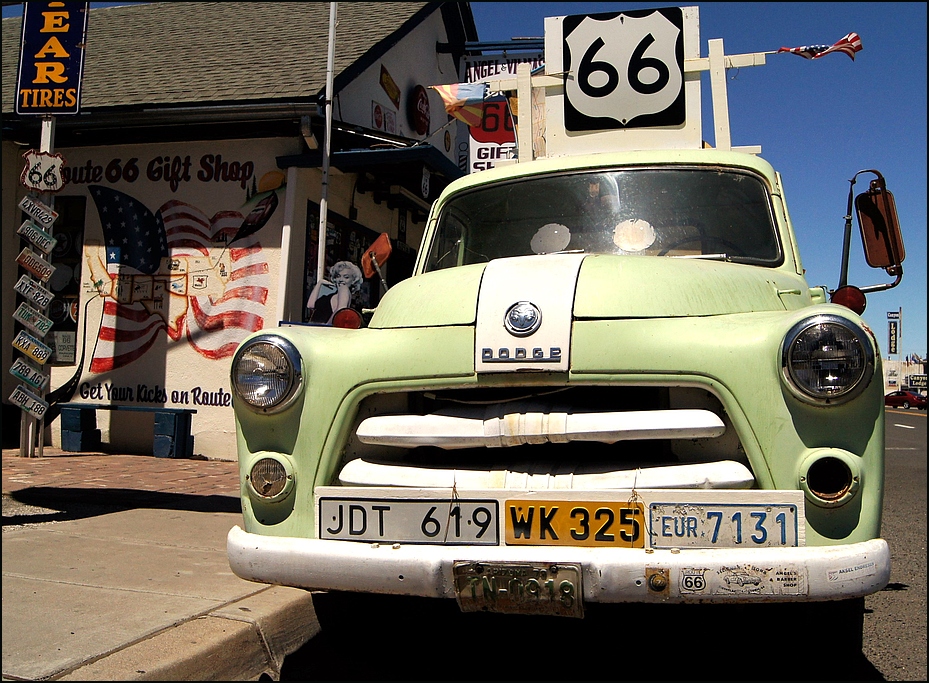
left=563, top=7, right=684, bottom=131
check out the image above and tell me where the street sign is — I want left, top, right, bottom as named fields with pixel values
left=14, top=275, right=55, bottom=309
left=15, top=1, right=90, bottom=116
left=16, top=219, right=58, bottom=254
left=9, top=384, right=49, bottom=420
left=12, top=329, right=53, bottom=365
left=18, top=195, right=58, bottom=228
left=20, top=149, right=66, bottom=193
left=13, top=302, right=53, bottom=338
left=9, top=357, right=49, bottom=392
left=16, top=246, right=56, bottom=283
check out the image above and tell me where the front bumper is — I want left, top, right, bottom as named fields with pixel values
left=227, top=526, right=889, bottom=603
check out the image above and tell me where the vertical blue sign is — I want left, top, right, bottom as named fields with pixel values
left=15, top=1, right=89, bottom=115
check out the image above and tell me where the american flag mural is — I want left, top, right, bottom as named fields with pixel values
left=88, top=186, right=271, bottom=372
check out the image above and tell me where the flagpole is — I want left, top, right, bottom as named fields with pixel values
left=316, top=2, right=337, bottom=287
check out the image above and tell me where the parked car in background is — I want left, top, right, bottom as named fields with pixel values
left=884, top=390, right=927, bottom=410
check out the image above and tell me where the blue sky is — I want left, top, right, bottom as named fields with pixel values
left=5, top=2, right=925, bottom=359
left=469, top=2, right=927, bottom=360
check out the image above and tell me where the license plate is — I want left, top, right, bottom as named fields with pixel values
left=10, top=385, right=49, bottom=420
left=648, top=501, right=801, bottom=548
left=12, top=330, right=53, bottom=365
left=318, top=497, right=499, bottom=545
left=504, top=500, right=645, bottom=547
left=454, top=561, right=583, bottom=618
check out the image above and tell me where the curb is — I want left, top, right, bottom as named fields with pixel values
left=56, top=586, right=319, bottom=681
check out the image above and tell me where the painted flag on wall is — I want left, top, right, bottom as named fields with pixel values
left=429, top=82, right=488, bottom=127
left=777, top=32, right=862, bottom=60
left=89, top=185, right=169, bottom=274
left=89, top=196, right=270, bottom=373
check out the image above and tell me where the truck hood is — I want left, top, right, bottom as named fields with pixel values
left=370, top=253, right=807, bottom=330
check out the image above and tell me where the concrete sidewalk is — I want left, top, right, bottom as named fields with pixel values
left=2, top=448, right=319, bottom=681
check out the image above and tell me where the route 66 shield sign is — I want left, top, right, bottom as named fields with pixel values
left=20, top=149, right=67, bottom=193
left=563, top=7, right=684, bottom=131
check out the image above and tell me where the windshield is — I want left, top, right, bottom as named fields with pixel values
left=424, top=167, right=782, bottom=272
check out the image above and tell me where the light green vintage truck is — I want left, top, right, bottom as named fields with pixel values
left=227, top=9, right=905, bottom=646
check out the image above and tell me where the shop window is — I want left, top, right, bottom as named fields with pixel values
left=304, top=201, right=383, bottom=323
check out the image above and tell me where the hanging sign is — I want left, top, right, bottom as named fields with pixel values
left=9, top=384, right=49, bottom=420
left=18, top=195, right=59, bottom=227
left=14, top=275, right=55, bottom=309
left=887, top=321, right=899, bottom=355
left=20, top=149, right=67, bottom=192
left=16, top=219, right=58, bottom=254
left=15, top=1, right=89, bottom=115
left=10, top=357, right=49, bottom=392
left=12, top=329, right=54, bottom=365
left=13, top=302, right=54, bottom=338
left=16, top=246, right=56, bottom=283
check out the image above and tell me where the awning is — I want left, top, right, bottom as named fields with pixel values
left=277, top=143, right=464, bottom=219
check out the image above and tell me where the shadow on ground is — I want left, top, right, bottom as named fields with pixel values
left=281, top=591, right=887, bottom=681
left=3, top=487, right=240, bottom=526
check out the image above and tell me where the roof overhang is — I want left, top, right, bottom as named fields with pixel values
left=278, top=143, right=464, bottom=220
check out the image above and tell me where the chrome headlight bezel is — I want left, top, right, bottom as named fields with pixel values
left=231, top=335, right=303, bottom=413
left=780, top=314, right=874, bottom=406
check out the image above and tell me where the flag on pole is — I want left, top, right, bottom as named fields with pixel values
left=429, top=82, right=488, bottom=127
left=777, top=32, right=862, bottom=60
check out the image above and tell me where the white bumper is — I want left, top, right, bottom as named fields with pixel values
left=227, top=526, right=889, bottom=603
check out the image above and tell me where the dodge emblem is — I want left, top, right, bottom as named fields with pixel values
left=504, top=301, right=542, bottom=337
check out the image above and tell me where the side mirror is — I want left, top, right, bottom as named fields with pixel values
left=856, top=178, right=905, bottom=275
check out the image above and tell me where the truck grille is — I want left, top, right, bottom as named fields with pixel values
left=335, top=384, right=753, bottom=490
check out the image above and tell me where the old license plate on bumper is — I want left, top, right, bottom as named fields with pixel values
left=649, top=500, right=802, bottom=548
left=454, top=562, right=583, bottom=618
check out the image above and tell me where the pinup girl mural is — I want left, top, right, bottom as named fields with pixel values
left=307, top=260, right=364, bottom=324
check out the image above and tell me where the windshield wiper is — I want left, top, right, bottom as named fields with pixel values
left=670, top=253, right=729, bottom=261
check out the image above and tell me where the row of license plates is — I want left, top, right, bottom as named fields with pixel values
left=317, top=493, right=803, bottom=549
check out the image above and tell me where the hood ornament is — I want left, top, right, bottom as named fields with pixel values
left=504, top=301, right=542, bottom=337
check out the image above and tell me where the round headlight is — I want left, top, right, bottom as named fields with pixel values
left=781, top=315, right=874, bottom=404
left=248, top=457, right=291, bottom=499
left=231, top=335, right=302, bottom=412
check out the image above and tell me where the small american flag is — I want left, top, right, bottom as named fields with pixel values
left=89, top=191, right=271, bottom=373
left=777, top=32, right=862, bottom=60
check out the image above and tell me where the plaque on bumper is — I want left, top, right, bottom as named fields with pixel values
left=453, top=561, right=583, bottom=618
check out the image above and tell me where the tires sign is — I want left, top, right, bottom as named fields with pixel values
left=562, top=7, right=684, bottom=131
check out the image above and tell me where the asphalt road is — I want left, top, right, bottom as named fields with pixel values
left=280, top=410, right=927, bottom=681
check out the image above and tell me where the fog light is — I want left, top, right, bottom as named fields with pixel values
left=799, top=449, right=861, bottom=507
left=248, top=457, right=290, bottom=499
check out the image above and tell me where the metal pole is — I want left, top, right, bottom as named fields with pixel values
left=20, top=116, right=56, bottom=457
left=316, top=2, right=337, bottom=286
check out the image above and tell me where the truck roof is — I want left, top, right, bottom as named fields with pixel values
left=440, top=148, right=779, bottom=198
